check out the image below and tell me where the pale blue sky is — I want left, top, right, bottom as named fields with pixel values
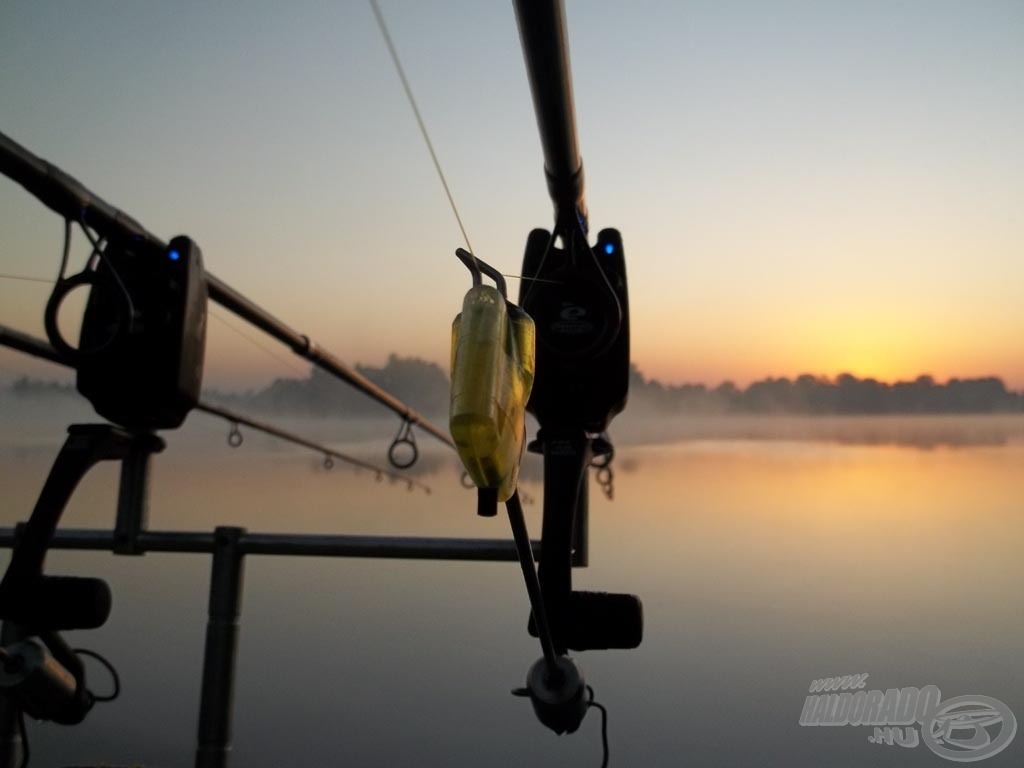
left=1, top=1, right=1021, bottom=389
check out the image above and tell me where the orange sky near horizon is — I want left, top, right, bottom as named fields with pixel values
left=631, top=294, right=1024, bottom=389
left=0, top=2, right=1021, bottom=394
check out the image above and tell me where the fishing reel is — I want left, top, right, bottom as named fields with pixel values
left=513, top=655, right=589, bottom=735
left=44, top=233, right=208, bottom=430
left=0, top=633, right=105, bottom=726
left=0, top=426, right=156, bottom=733
left=519, top=226, right=629, bottom=434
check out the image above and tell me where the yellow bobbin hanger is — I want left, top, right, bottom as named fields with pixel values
left=449, top=249, right=536, bottom=516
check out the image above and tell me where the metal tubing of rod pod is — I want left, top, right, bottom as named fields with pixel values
left=195, top=527, right=245, bottom=768
left=0, top=541, right=26, bottom=768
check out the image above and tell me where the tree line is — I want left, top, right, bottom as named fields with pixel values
left=628, top=369, right=1024, bottom=414
left=9, top=357, right=1023, bottom=415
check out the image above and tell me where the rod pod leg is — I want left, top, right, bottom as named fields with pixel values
left=195, top=527, right=245, bottom=768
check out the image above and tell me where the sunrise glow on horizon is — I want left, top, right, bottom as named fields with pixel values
left=0, top=2, right=1020, bottom=393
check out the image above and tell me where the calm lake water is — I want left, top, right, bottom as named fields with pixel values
left=2, top=404, right=1022, bottom=767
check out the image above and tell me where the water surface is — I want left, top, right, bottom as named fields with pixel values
left=2, top=411, right=1022, bottom=767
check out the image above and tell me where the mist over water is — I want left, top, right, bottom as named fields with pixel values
left=2, top=398, right=1022, bottom=766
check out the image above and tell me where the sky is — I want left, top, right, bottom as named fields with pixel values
left=0, top=0, right=1021, bottom=391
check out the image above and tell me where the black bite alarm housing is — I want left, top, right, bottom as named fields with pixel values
left=519, top=228, right=629, bottom=433
left=76, top=235, right=207, bottom=430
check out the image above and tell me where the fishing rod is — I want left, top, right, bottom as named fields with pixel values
left=0, top=324, right=63, bottom=367
left=0, top=129, right=454, bottom=453
left=194, top=402, right=433, bottom=493
left=0, top=323, right=432, bottom=493
left=371, top=0, right=640, bottom=667
left=505, top=0, right=641, bottom=740
left=514, top=0, right=587, bottom=233
left=386, top=0, right=640, bottom=748
left=0, top=2, right=634, bottom=759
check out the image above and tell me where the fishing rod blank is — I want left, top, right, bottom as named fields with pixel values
left=195, top=402, right=432, bottom=494
left=0, top=324, right=431, bottom=494
left=0, top=129, right=453, bottom=451
left=512, top=0, right=587, bottom=231
left=206, top=274, right=453, bottom=449
left=505, top=491, right=590, bottom=736
left=0, top=324, right=64, bottom=366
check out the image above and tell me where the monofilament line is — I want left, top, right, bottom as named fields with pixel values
left=0, top=273, right=52, bottom=284
left=369, top=0, right=476, bottom=260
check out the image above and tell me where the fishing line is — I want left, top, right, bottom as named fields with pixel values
left=586, top=685, right=610, bottom=768
left=57, top=218, right=72, bottom=281
left=77, top=220, right=135, bottom=328
left=368, top=0, right=478, bottom=267
left=0, top=221, right=75, bottom=285
left=0, top=274, right=52, bottom=285
left=520, top=229, right=556, bottom=307
left=501, top=272, right=563, bottom=285
left=73, top=647, right=121, bottom=703
left=508, top=681, right=611, bottom=767
left=42, top=221, right=129, bottom=358
left=209, top=308, right=310, bottom=378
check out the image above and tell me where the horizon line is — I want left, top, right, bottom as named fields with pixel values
left=4, top=365, right=1023, bottom=396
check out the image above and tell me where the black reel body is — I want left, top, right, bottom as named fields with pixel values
left=0, top=425, right=160, bottom=727
left=524, top=655, right=588, bottom=735
left=47, top=235, right=208, bottom=430
left=519, top=227, right=629, bottom=433
left=528, top=590, right=643, bottom=651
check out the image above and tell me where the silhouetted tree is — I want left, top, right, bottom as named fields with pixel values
left=13, top=366, right=1024, bottom=416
